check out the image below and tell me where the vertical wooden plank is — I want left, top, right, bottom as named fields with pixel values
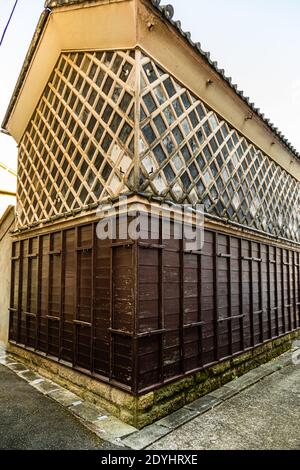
left=46, top=234, right=52, bottom=356
left=73, top=227, right=79, bottom=367
left=249, top=242, right=254, bottom=347
left=9, top=244, right=15, bottom=341
left=25, top=241, right=31, bottom=347
left=288, top=250, right=293, bottom=332
left=35, top=236, right=42, bottom=351
left=90, top=223, right=96, bottom=373
left=228, top=236, right=233, bottom=356
left=281, top=248, right=286, bottom=334
left=293, top=251, right=297, bottom=330
left=109, top=240, right=113, bottom=381
left=17, top=240, right=23, bottom=344
left=133, top=238, right=139, bottom=394
left=158, top=217, right=164, bottom=382
left=259, top=243, right=264, bottom=343
left=239, top=238, right=245, bottom=351
left=267, top=245, right=272, bottom=339
left=296, top=252, right=300, bottom=329
left=213, top=232, right=219, bottom=361
left=180, top=237, right=185, bottom=373
left=9, top=241, right=20, bottom=342
left=296, top=253, right=300, bottom=328
left=275, top=246, right=280, bottom=337
left=198, top=246, right=203, bottom=367
left=59, top=230, right=65, bottom=360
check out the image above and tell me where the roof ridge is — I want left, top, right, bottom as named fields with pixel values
left=2, top=0, right=300, bottom=161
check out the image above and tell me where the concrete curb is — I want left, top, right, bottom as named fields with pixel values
left=0, top=345, right=298, bottom=450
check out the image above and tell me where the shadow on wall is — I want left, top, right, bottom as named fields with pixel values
left=0, top=206, right=15, bottom=349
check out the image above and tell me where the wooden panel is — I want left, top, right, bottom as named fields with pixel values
left=136, top=222, right=300, bottom=392
left=201, top=230, right=215, bottom=364
left=8, top=219, right=300, bottom=395
left=61, top=229, right=75, bottom=362
left=48, top=232, right=62, bottom=357
left=94, top=239, right=111, bottom=377
left=9, top=241, right=20, bottom=342
left=111, top=245, right=134, bottom=387
left=38, top=234, right=50, bottom=352
left=26, top=237, right=39, bottom=349
left=20, top=239, right=28, bottom=345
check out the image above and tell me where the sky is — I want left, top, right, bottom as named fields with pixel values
left=0, top=0, right=300, bottom=213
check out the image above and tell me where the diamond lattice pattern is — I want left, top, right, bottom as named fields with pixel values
left=139, top=54, right=300, bottom=242
left=18, top=50, right=136, bottom=226
left=17, top=49, right=300, bottom=243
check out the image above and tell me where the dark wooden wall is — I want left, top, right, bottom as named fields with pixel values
left=9, top=218, right=300, bottom=394
left=136, top=220, right=300, bottom=392
left=9, top=222, right=135, bottom=390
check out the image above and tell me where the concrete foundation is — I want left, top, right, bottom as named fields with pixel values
left=8, top=329, right=300, bottom=428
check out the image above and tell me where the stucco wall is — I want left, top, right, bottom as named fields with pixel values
left=0, top=206, right=15, bottom=348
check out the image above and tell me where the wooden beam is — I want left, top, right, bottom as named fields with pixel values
left=0, top=189, right=16, bottom=197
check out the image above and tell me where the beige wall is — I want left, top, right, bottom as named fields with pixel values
left=0, top=206, right=15, bottom=348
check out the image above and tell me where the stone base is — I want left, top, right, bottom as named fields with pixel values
left=8, top=330, right=300, bottom=429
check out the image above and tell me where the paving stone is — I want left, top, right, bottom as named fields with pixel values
left=185, top=395, right=222, bottom=414
left=157, top=407, right=198, bottom=430
left=32, top=379, right=62, bottom=394
left=92, top=416, right=136, bottom=442
left=209, top=385, right=239, bottom=401
left=7, top=362, right=29, bottom=373
left=48, top=389, right=82, bottom=407
left=226, top=373, right=261, bottom=392
left=69, top=402, right=105, bottom=422
left=230, top=366, right=272, bottom=386
left=291, top=349, right=300, bottom=365
left=18, top=370, right=43, bottom=383
left=122, top=424, right=170, bottom=450
left=250, top=367, right=274, bottom=379
left=278, top=365, right=298, bottom=376
left=259, top=363, right=283, bottom=373
left=0, top=357, right=17, bottom=365
left=273, top=356, right=293, bottom=367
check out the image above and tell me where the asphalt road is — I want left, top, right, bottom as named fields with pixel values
left=0, top=365, right=119, bottom=450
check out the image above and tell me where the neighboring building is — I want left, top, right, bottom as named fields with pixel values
left=1, top=0, right=300, bottom=427
left=0, top=162, right=16, bottom=218
left=0, top=163, right=16, bottom=348
left=0, top=206, right=15, bottom=349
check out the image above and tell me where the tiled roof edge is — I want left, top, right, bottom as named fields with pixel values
left=1, top=8, right=51, bottom=131
left=149, top=0, right=300, bottom=161
left=2, top=0, right=300, bottom=162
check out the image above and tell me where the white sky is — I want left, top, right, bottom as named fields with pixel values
left=0, top=0, right=300, bottom=200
